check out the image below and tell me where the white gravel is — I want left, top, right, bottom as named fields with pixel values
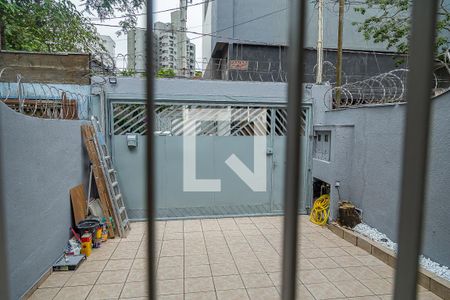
left=353, top=223, right=450, bottom=282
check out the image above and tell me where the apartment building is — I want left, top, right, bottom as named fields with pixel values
left=127, top=12, right=196, bottom=77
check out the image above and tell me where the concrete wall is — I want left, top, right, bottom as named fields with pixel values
left=312, top=91, right=450, bottom=267
left=203, top=0, right=392, bottom=56
left=0, top=102, right=87, bottom=299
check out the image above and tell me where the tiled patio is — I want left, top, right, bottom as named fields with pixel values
left=29, top=216, right=442, bottom=300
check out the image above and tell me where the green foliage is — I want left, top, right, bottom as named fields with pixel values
left=156, top=68, right=176, bottom=78
left=194, top=70, right=203, bottom=78
left=120, top=69, right=136, bottom=77
left=81, top=0, right=145, bottom=35
left=353, top=0, right=450, bottom=59
left=0, top=0, right=104, bottom=52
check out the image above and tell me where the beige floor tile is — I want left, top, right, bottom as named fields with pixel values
left=305, top=282, right=345, bottom=299
left=159, top=295, right=183, bottom=300
left=341, top=246, right=370, bottom=256
left=29, top=288, right=60, bottom=300
left=39, top=273, right=73, bottom=288
left=120, top=281, right=149, bottom=298
left=359, top=278, right=393, bottom=295
left=217, top=289, right=249, bottom=300
left=87, top=283, right=124, bottom=299
left=208, top=253, right=234, bottom=265
left=65, top=271, right=100, bottom=287
left=347, top=296, right=381, bottom=300
left=156, top=266, right=183, bottom=280
left=111, top=248, right=138, bottom=260
left=104, top=259, right=134, bottom=271
left=345, top=266, right=381, bottom=280
left=369, top=265, right=395, bottom=278
left=214, top=274, right=244, bottom=291
left=320, top=268, right=355, bottom=282
left=247, top=287, right=280, bottom=300
left=117, top=241, right=141, bottom=250
left=295, top=284, right=316, bottom=300
left=76, top=259, right=108, bottom=273
left=157, top=279, right=183, bottom=295
left=332, top=255, right=364, bottom=267
left=309, top=257, right=340, bottom=269
left=299, top=269, right=329, bottom=284
left=185, top=276, right=214, bottom=293
left=127, top=269, right=148, bottom=282
left=164, top=232, right=184, bottom=240
left=185, top=291, right=217, bottom=300
left=241, top=273, right=274, bottom=288
left=185, top=264, right=212, bottom=278
left=159, top=256, right=183, bottom=268
left=54, top=285, right=93, bottom=300
left=354, top=254, right=385, bottom=266
left=210, top=263, right=238, bottom=276
left=301, top=248, right=328, bottom=259
left=321, top=247, right=350, bottom=257
left=333, top=280, right=374, bottom=297
left=132, top=258, right=148, bottom=270
left=98, top=269, right=129, bottom=284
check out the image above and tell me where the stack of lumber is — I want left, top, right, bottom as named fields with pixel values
left=81, top=124, right=117, bottom=238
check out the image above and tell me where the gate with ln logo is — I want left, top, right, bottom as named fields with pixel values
left=109, top=100, right=312, bottom=220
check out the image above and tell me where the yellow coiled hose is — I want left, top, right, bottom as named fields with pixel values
left=310, top=194, right=330, bottom=226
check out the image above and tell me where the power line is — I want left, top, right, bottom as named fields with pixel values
left=89, top=0, right=212, bottom=21
left=92, top=6, right=289, bottom=47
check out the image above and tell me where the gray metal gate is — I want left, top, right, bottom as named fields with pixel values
left=109, top=100, right=312, bottom=219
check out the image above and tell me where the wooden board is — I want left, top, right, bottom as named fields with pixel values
left=81, top=124, right=117, bottom=238
left=70, top=185, right=87, bottom=225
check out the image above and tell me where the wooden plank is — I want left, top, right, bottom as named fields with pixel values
left=81, top=124, right=116, bottom=238
left=70, top=185, right=87, bottom=225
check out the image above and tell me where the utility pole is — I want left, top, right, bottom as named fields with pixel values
left=316, top=0, right=324, bottom=84
left=179, top=0, right=189, bottom=77
left=335, top=0, right=345, bottom=106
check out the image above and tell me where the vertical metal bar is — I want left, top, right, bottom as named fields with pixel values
left=394, top=1, right=438, bottom=299
left=281, top=0, right=307, bottom=298
left=146, top=2, right=156, bottom=300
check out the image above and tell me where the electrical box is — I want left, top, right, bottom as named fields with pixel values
left=126, top=134, right=138, bottom=148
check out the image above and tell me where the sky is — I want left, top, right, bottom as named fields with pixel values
left=72, top=0, right=204, bottom=62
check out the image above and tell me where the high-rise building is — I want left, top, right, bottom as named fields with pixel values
left=127, top=12, right=196, bottom=77
left=201, top=0, right=404, bottom=82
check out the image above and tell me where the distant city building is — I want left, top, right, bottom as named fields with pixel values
left=127, top=28, right=147, bottom=74
left=100, top=35, right=116, bottom=58
left=127, top=11, right=196, bottom=77
left=202, top=0, right=404, bottom=82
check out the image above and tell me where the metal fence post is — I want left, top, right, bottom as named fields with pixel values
left=281, top=0, right=307, bottom=298
left=146, top=3, right=156, bottom=300
left=394, top=1, right=438, bottom=299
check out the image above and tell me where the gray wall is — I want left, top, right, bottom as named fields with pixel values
left=312, top=91, right=450, bottom=267
left=0, top=102, right=87, bottom=299
left=203, top=0, right=391, bottom=59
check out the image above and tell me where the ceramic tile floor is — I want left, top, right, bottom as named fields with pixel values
left=29, top=216, right=443, bottom=300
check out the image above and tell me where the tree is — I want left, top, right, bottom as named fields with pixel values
left=353, top=0, right=450, bottom=61
left=0, top=0, right=103, bottom=52
left=156, top=68, right=176, bottom=78
left=81, top=0, right=145, bottom=34
left=0, top=0, right=145, bottom=52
